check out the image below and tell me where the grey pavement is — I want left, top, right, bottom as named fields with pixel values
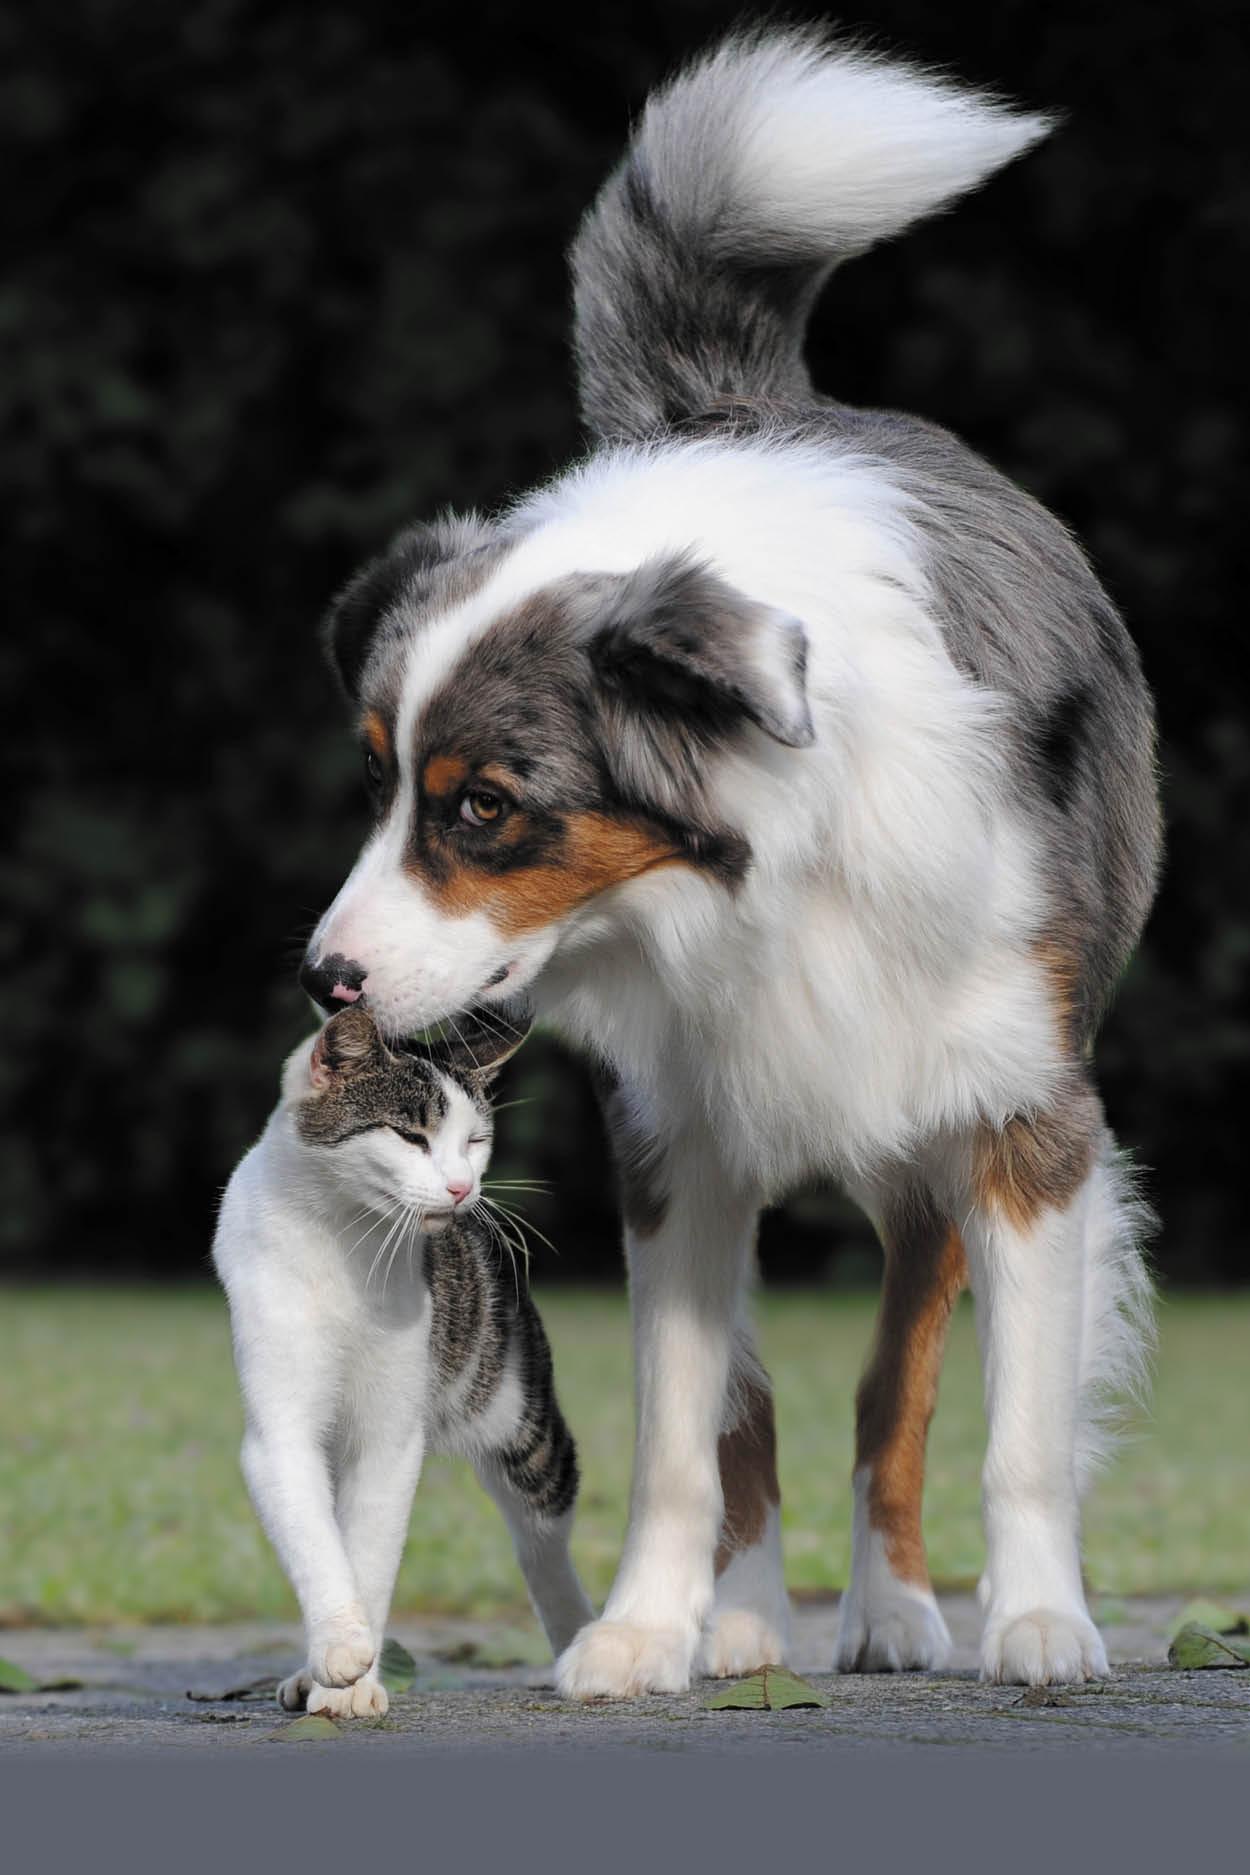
left=2, top=1594, right=1247, bottom=1756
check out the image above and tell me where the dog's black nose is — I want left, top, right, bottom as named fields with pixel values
left=299, top=953, right=368, bottom=1014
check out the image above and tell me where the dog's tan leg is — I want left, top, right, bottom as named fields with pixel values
left=836, top=1198, right=966, bottom=1671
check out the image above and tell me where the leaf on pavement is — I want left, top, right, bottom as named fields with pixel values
left=378, top=1637, right=417, bottom=1693
left=706, top=1665, right=829, bottom=1710
left=1168, top=1622, right=1250, bottom=1669
left=268, top=1713, right=342, bottom=1742
left=0, top=1657, right=38, bottom=1694
left=1166, top=1600, right=1250, bottom=1641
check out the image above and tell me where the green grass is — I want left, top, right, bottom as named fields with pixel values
left=0, top=1286, right=1246, bottom=1624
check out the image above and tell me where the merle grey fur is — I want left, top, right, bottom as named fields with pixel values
left=323, top=28, right=1159, bottom=1049
left=566, top=43, right=1161, bottom=1035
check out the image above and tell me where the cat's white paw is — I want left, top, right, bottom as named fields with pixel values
left=981, top=1607, right=1109, bottom=1685
left=556, top=1619, right=693, bottom=1699
left=307, top=1672, right=390, bottom=1719
left=277, top=1668, right=314, bottom=1711
left=308, top=1609, right=375, bottom=1688
left=835, top=1579, right=952, bottom=1673
left=699, top=1608, right=789, bottom=1678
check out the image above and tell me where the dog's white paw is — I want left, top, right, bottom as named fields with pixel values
left=835, top=1582, right=951, bottom=1673
left=308, top=1609, right=375, bottom=1688
left=307, top=1672, right=390, bottom=1719
left=556, top=1619, right=693, bottom=1700
left=699, top=1607, right=789, bottom=1678
left=981, top=1607, right=1109, bottom=1685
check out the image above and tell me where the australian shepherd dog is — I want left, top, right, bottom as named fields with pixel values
left=298, top=30, right=1159, bottom=1695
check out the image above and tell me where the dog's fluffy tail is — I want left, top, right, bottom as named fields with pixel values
left=571, top=29, right=1050, bottom=440
left=1075, top=1137, right=1157, bottom=1493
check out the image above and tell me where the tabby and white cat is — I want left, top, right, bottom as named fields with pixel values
left=212, top=1002, right=592, bottom=1717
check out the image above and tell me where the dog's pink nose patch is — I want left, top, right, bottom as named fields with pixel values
left=329, top=982, right=362, bottom=1004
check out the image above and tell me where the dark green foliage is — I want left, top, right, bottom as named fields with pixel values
left=4, top=2, right=1246, bottom=1277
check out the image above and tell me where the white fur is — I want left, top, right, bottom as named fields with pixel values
left=638, top=31, right=1050, bottom=262
left=835, top=1471, right=952, bottom=1672
left=308, top=431, right=1145, bottom=1693
left=701, top=1504, right=792, bottom=1677
left=213, top=1038, right=590, bottom=1716
left=301, top=48, right=1142, bottom=1696
left=557, top=1132, right=759, bottom=1697
left=953, top=1168, right=1111, bottom=1684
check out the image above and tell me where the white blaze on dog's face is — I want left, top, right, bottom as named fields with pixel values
left=303, top=520, right=812, bottom=1036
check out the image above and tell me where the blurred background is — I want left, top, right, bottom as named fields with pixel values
left=2, top=2, right=1247, bottom=1629
left=4, top=0, right=1247, bottom=1284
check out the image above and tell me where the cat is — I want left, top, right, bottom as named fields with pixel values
left=211, top=1000, right=592, bottom=1717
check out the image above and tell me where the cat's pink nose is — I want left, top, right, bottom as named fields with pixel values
left=446, top=1178, right=473, bottom=1206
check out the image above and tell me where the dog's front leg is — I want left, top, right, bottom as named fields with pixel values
left=557, top=1129, right=759, bottom=1698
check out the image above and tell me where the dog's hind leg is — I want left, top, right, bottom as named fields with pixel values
left=835, top=1191, right=966, bottom=1672
left=958, top=1102, right=1152, bottom=1685
left=700, top=1333, right=792, bottom=1676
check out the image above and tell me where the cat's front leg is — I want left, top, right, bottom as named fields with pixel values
left=241, top=1426, right=376, bottom=1690
left=303, top=1413, right=428, bottom=1718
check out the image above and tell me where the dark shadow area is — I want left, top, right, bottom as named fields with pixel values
left=5, top=1, right=1246, bottom=1280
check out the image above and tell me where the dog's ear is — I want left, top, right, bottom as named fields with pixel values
left=428, top=999, right=532, bottom=1087
left=309, top=1006, right=387, bottom=1088
left=589, top=551, right=812, bottom=747
left=323, top=514, right=497, bottom=700
left=586, top=554, right=812, bottom=819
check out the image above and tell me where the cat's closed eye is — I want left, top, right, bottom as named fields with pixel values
left=389, top=1126, right=430, bottom=1150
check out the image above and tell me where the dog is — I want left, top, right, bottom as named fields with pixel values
left=299, top=29, right=1160, bottom=1695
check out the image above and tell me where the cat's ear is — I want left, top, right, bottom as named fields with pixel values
left=309, top=1006, right=386, bottom=1089
left=434, top=999, right=531, bottom=1086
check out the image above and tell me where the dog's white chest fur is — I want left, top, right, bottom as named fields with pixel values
left=523, top=449, right=1064, bottom=1190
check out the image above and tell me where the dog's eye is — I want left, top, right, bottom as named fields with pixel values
left=364, top=749, right=385, bottom=792
left=460, top=789, right=505, bottom=827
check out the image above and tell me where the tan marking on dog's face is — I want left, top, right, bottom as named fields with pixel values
left=856, top=1219, right=967, bottom=1588
left=422, top=752, right=470, bottom=798
left=714, top=1368, right=781, bottom=1577
left=417, top=811, right=683, bottom=938
left=361, top=709, right=392, bottom=763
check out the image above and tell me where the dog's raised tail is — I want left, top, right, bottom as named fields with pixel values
left=571, top=29, right=1050, bottom=439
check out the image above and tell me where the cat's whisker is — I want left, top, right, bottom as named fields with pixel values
left=445, top=1011, right=487, bottom=1074
left=480, top=1202, right=525, bottom=1307
left=366, top=1202, right=408, bottom=1289
left=471, top=1201, right=519, bottom=1304
left=478, top=1197, right=535, bottom=1295
left=340, top=1201, right=383, bottom=1236
left=483, top=1195, right=558, bottom=1260
left=347, top=1203, right=401, bottom=1261
left=383, top=1204, right=420, bottom=1293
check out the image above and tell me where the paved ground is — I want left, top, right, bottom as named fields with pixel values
left=2, top=1594, right=1247, bottom=1756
